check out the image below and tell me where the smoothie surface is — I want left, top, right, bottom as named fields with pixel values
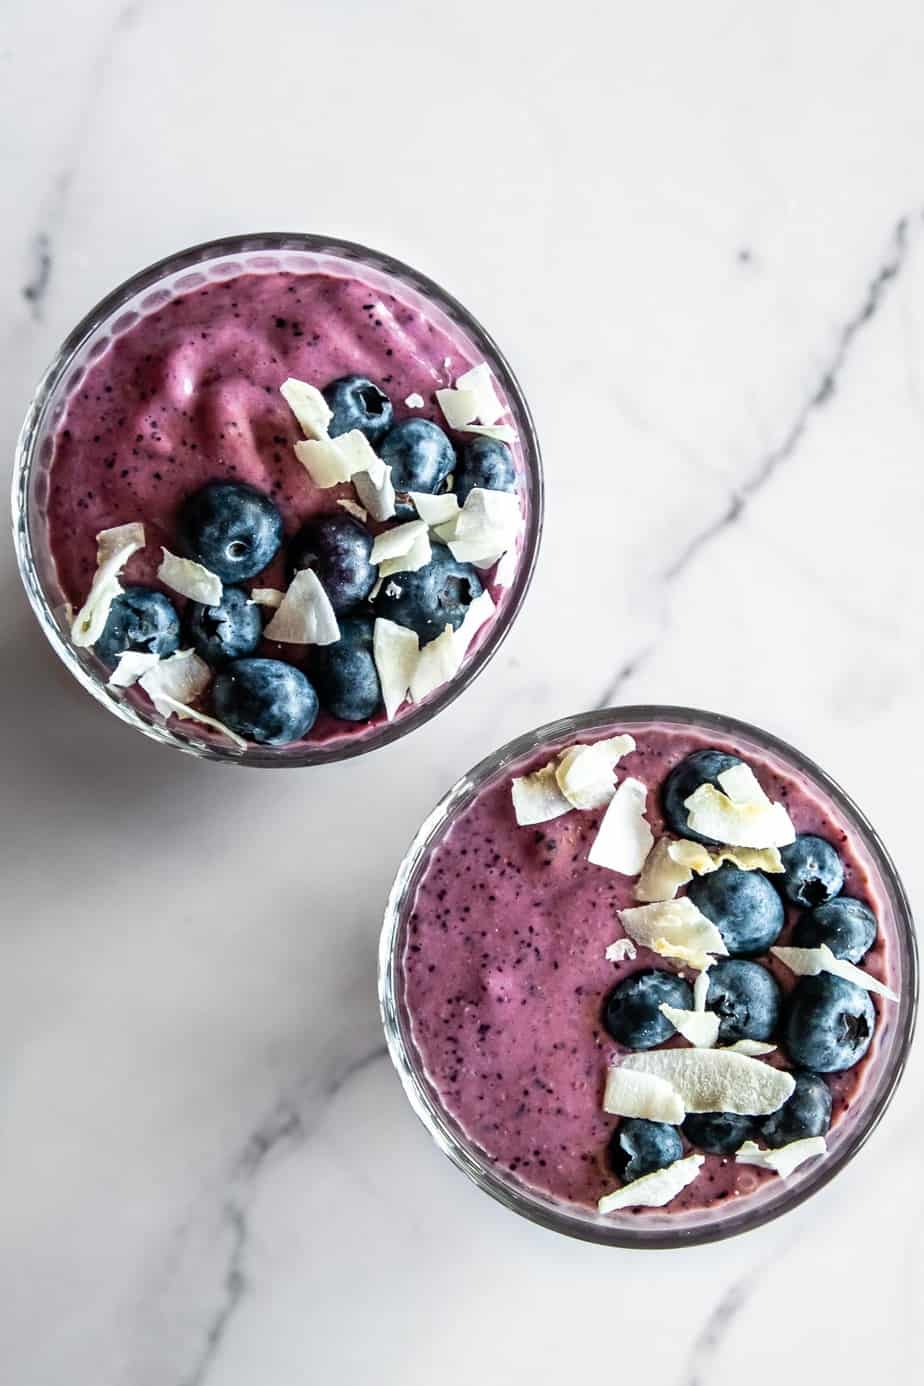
left=401, top=722, right=895, bottom=1215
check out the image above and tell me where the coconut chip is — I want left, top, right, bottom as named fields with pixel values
left=294, top=428, right=381, bottom=490
left=670, top=839, right=784, bottom=875
left=555, top=735, right=635, bottom=811
left=404, top=392, right=425, bottom=409
left=439, top=487, right=521, bottom=565
left=249, top=588, right=284, bottom=608
left=148, top=693, right=247, bottom=749
left=280, top=378, right=332, bottom=440
left=373, top=618, right=419, bottom=720
left=605, top=938, right=637, bottom=963
left=353, top=461, right=396, bottom=522
left=493, top=547, right=519, bottom=588
left=71, top=522, right=146, bottom=647
left=617, top=897, right=727, bottom=972
left=588, top=778, right=654, bottom=875
left=771, top=943, right=898, bottom=1001
left=635, top=838, right=695, bottom=902
left=158, top=549, right=222, bottom=606
left=337, top=498, right=368, bottom=522
left=598, top=1154, right=704, bottom=1215
left=138, top=649, right=211, bottom=714
left=602, top=1066, right=685, bottom=1124
left=107, top=650, right=161, bottom=689
left=511, top=763, right=572, bottom=826
left=684, top=781, right=795, bottom=850
left=462, top=423, right=517, bottom=443
left=659, top=1004, right=720, bottom=1049
left=693, top=969, right=711, bottom=1012
left=735, top=1137, right=827, bottom=1179
left=454, top=363, right=505, bottom=425
left=409, top=491, right=461, bottom=528
left=409, top=625, right=458, bottom=703
left=621, top=1047, right=795, bottom=1116
left=721, top=1040, right=777, bottom=1057
left=265, top=570, right=340, bottom=646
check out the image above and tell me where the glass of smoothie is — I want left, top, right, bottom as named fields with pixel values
left=13, top=234, right=542, bottom=765
left=379, top=706, right=917, bottom=1247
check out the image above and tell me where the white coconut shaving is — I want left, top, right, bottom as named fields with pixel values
left=511, top=763, right=573, bottom=826
left=404, top=392, right=425, bottom=409
left=598, top=1154, right=704, bottom=1215
left=147, top=693, right=247, bottom=749
left=684, top=766, right=796, bottom=849
left=107, top=650, right=161, bottom=689
left=635, top=838, right=695, bottom=903
left=409, top=625, right=459, bottom=703
left=249, top=588, right=284, bottom=608
left=280, top=377, right=332, bottom=440
left=454, top=363, right=505, bottom=425
left=555, top=735, right=635, bottom=811
left=735, top=1137, right=827, bottom=1179
left=138, top=648, right=211, bottom=714
left=635, top=836, right=784, bottom=903
left=721, top=1040, right=777, bottom=1056
left=605, top=938, right=637, bottom=963
left=617, top=897, right=727, bottom=972
left=588, top=778, right=654, bottom=875
left=620, top=1047, right=795, bottom=1116
left=658, top=1004, right=720, bottom=1049
left=264, top=570, right=340, bottom=646
left=771, top=943, right=898, bottom=1001
left=353, top=461, right=396, bottom=521
left=460, top=423, right=517, bottom=443
left=409, top=491, right=461, bottom=528
left=337, top=498, right=368, bottom=522
left=157, top=549, right=222, bottom=606
left=373, top=618, right=419, bottom=720
left=602, top=1066, right=685, bottom=1124
left=71, top=522, right=146, bottom=647
left=442, top=488, right=521, bottom=565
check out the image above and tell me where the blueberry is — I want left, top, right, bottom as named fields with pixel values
left=687, top=862, right=784, bottom=957
left=176, top=482, right=283, bottom=583
left=662, top=748, right=743, bottom=843
left=682, top=1112, right=756, bottom=1155
left=373, top=543, right=484, bottom=643
left=453, top=437, right=516, bottom=505
left=322, top=375, right=393, bottom=444
left=288, top=514, right=378, bottom=613
left=379, top=418, right=456, bottom=497
left=782, top=973, right=876, bottom=1073
left=182, top=587, right=262, bottom=666
left=706, top=959, right=781, bottom=1043
left=608, top=1119, right=683, bottom=1183
left=212, top=657, right=318, bottom=745
left=602, top=968, right=694, bottom=1049
left=792, top=896, right=877, bottom=963
left=94, top=586, right=180, bottom=663
left=779, top=834, right=845, bottom=908
left=314, top=616, right=382, bottom=723
left=758, top=1071, right=832, bottom=1147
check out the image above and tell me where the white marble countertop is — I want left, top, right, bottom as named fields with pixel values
left=2, top=2, right=923, bottom=1382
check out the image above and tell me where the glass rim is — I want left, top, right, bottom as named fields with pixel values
left=12, top=231, right=543, bottom=768
left=378, top=704, right=919, bottom=1249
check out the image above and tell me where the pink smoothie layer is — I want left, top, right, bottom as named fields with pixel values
left=402, top=722, right=898, bottom=1216
left=46, top=267, right=522, bottom=746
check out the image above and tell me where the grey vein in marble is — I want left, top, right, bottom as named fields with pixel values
left=596, top=213, right=913, bottom=707
left=678, top=1271, right=760, bottom=1386
left=179, top=1043, right=388, bottom=1386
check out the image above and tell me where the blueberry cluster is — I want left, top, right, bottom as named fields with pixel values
left=600, top=747, right=881, bottom=1186
left=91, top=375, right=517, bottom=746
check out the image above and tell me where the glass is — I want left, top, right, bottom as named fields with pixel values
left=378, top=705, right=918, bottom=1248
left=12, top=233, right=543, bottom=767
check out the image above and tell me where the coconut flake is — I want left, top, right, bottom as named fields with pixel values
left=107, top=650, right=161, bottom=689
left=621, top=1047, right=795, bottom=1116
left=410, top=625, right=459, bottom=703
left=436, top=385, right=481, bottom=429
left=338, top=498, right=368, bottom=522
left=617, top=897, right=729, bottom=971
left=736, top=1137, right=827, bottom=1179
left=602, top=1066, right=686, bottom=1124
left=693, top=969, right=711, bottom=1012
left=493, top=547, right=519, bottom=588
left=588, top=778, right=654, bottom=874
left=598, top=1154, right=704, bottom=1215
left=249, top=587, right=284, bottom=608
left=684, top=782, right=796, bottom=849
left=373, top=618, right=419, bottom=720
left=511, top=763, right=572, bottom=826
left=280, top=378, right=332, bottom=440
left=460, top=423, right=517, bottom=443
left=718, top=763, right=770, bottom=806
left=555, top=745, right=616, bottom=811
left=659, top=1004, right=720, bottom=1049
left=138, top=649, right=211, bottom=714
left=265, top=570, right=340, bottom=646
left=722, top=1040, right=777, bottom=1056
left=158, top=549, right=222, bottom=606
left=605, top=938, right=637, bottom=963
left=443, top=487, right=521, bottom=565
left=294, top=429, right=380, bottom=489
left=371, top=520, right=429, bottom=564
left=455, top=588, right=496, bottom=656
left=404, top=392, right=425, bottom=409
left=353, top=462, right=396, bottom=521
left=771, top=943, right=898, bottom=1001
left=409, top=491, right=460, bottom=528
left=151, top=693, right=247, bottom=749
left=635, top=839, right=694, bottom=902
left=454, top=363, right=505, bottom=425
left=646, top=838, right=784, bottom=894
left=71, top=522, right=146, bottom=647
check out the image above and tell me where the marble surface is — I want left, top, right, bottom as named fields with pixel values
left=2, top=1, right=922, bottom=1382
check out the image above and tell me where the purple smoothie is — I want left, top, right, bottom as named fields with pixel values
left=401, top=721, right=900, bottom=1217
left=45, top=267, right=525, bottom=746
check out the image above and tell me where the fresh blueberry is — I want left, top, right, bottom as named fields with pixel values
left=607, top=1119, right=683, bottom=1183
left=682, top=1112, right=756, bottom=1155
left=782, top=973, right=876, bottom=1073
left=322, top=375, right=393, bottom=445
left=314, top=616, right=382, bottom=723
left=687, top=862, right=784, bottom=957
left=176, top=482, right=283, bottom=583
left=182, top=587, right=262, bottom=666
left=94, top=586, right=180, bottom=663
left=705, top=959, right=781, bottom=1043
left=779, top=834, right=845, bottom=908
left=758, top=1070, right=832, bottom=1147
left=373, top=543, right=484, bottom=642
left=379, top=418, right=456, bottom=497
left=602, top=968, right=694, bottom=1049
left=212, top=657, right=318, bottom=745
left=288, top=513, right=378, bottom=613
left=661, top=748, right=743, bottom=843
left=792, top=896, right=877, bottom=963
left=453, top=437, right=516, bottom=505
